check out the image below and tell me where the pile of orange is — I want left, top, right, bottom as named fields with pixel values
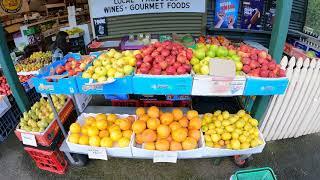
left=132, top=106, right=201, bottom=151
left=68, top=114, right=134, bottom=148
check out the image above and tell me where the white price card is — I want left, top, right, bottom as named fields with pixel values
left=88, top=147, right=108, bottom=160
left=21, top=133, right=37, bottom=147
left=153, top=151, right=178, bottom=163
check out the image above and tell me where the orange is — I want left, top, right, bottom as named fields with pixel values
left=166, top=135, right=173, bottom=143
left=179, top=117, right=189, bottom=128
left=170, top=141, right=182, bottom=151
left=136, top=107, right=146, bottom=117
left=135, top=133, right=143, bottom=145
left=172, top=108, right=183, bottom=121
left=87, top=126, right=99, bottom=137
left=68, top=133, right=80, bottom=144
left=81, top=125, right=89, bottom=135
left=132, top=120, right=146, bottom=134
left=100, top=137, right=113, bottom=148
left=155, top=139, right=170, bottom=151
left=139, top=114, right=150, bottom=122
left=127, top=116, right=135, bottom=123
left=188, top=117, right=201, bottom=130
left=95, top=114, right=107, bottom=121
left=172, top=128, right=188, bottom=142
left=85, top=116, right=96, bottom=126
left=169, top=122, right=182, bottom=131
left=147, top=118, right=160, bottom=130
left=107, top=114, right=118, bottom=122
left=118, top=137, right=130, bottom=148
left=89, top=136, right=101, bottom=147
left=188, top=130, right=201, bottom=141
left=142, top=129, right=157, bottom=143
left=122, top=130, right=133, bottom=139
left=70, top=123, right=81, bottom=134
left=157, top=125, right=170, bottom=139
left=144, top=142, right=155, bottom=150
left=187, top=110, right=198, bottom=120
left=119, top=118, right=132, bottom=131
left=109, top=124, right=121, bottom=132
left=160, top=112, right=174, bottom=125
left=99, top=130, right=109, bottom=138
left=147, top=106, right=160, bottom=118
left=78, top=135, right=89, bottom=145
left=182, top=137, right=197, bottom=150
left=96, top=120, right=108, bottom=130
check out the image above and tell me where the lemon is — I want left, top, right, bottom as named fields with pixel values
left=206, top=141, right=214, bottom=147
left=244, top=124, right=253, bottom=131
left=238, top=135, right=247, bottom=143
left=205, top=134, right=212, bottom=142
left=89, top=136, right=101, bottom=147
left=110, top=130, right=122, bottom=141
left=205, top=129, right=215, bottom=135
left=222, top=111, right=230, bottom=119
left=118, top=137, right=130, bottom=148
left=78, top=135, right=89, bottom=145
left=235, top=120, right=245, bottom=128
left=217, top=115, right=223, bottom=121
left=85, top=116, right=96, bottom=126
left=232, top=132, right=239, bottom=139
left=240, top=142, right=250, bottom=149
left=214, top=120, right=222, bottom=128
left=208, top=123, right=215, bottom=130
left=225, top=125, right=235, bottom=132
left=68, top=133, right=80, bottom=144
left=100, top=137, right=113, bottom=148
left=234, top=128, right=243, bottom=135
left=250, top=139, right=259, bottom=148
left=229, top=117, right=237, bottom=124
left=214, top=110, right=222, bottom=116
left=237, top=110, right=246, bottom=117
left=213, top=143, right=222, bottom=148
left=226, top=144, right=232, bottom=149
left=249, top=118, right=259, bottom=127
left=81, top=125, right=89, bottom=135
left=87, top=126, right=99, bottom=137
left=201, top=125, right=209, bottom=132
left=216, top=128, right=224, bottom=135
left=70, top=123, right=81, bottom=134
left=222, top=120, right=231, bottom=127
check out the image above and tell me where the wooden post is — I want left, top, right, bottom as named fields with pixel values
left=0, top=24, right=30, bottom=112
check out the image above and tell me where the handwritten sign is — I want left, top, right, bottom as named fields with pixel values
left=21, top=133, right=37, bottom=147
left=153, top=151, right=178, bottom=163
left=88, top=147, right=108, bottom=160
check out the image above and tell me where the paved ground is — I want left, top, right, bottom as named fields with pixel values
left=1, top=132, right=320, bottom=180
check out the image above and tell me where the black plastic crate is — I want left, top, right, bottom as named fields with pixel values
left=0, top=109, right=18, bottom=143
left=192, top=96, right=244, bottom=114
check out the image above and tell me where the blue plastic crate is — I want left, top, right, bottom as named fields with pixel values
left=244, top=77, right=289, bottom=95
left=0, top=109, right=17, bottom=143
left=32, top=53, right=82, bottom=94
left=132, top=74, right=192, bottom=95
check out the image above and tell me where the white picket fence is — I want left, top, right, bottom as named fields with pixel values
left=260, top=56, right=320, bottom=141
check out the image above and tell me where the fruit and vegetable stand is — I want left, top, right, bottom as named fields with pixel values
left=0, top=0, right=297, bottom=175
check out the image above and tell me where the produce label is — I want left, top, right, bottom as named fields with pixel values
left=153, top=151, right=178, bottom=163
left=214, top=0, right=240, bottom=29
left=88, top=147, right=108, bottom=160
left=89, top=0, right=205, bottom=18
left=21, top=133, right=37, bottom=147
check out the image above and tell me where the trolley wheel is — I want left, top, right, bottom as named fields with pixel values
left=233, top=155, right=250, bottom=168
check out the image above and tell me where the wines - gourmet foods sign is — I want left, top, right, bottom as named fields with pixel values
left=89, top=0, right=206, bottom=18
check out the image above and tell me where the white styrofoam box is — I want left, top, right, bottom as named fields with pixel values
left=131, top=133, right=205, bottom=159
left=203, top=132, right=266, bottom=158
left=74, top=94, right=92, bottom=112
left=192, top=75, right=246, bottom=96
left=66, top=113, right=135, bottom=158
left=0, top=96, right=11, bottom=117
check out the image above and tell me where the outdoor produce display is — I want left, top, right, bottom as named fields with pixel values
left=238, top=44, right=286, bottom=78
left=15, top=51, right=52, bottom=72
left=135, top=41, right=193, bottom=75
left=191, top=43, right=243, bottom=75
left=68, top=113, right=134, bottom=148
left=81, top=49, right=137, bottom=81
left=133, top=107, right=201, bottom=151
left=54, top=55, right=93, bottom=77
left=0, top=75, right=34, bottom=95
left=201, top=110, right=263, bottom=150
left=18, top=95, right=67, bottom=132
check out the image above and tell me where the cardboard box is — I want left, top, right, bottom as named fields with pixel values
left=132, top=74, right=192, bottom=95
left=131, top=134, right=205, bottom=159
left=192, top=75, right=246, bottom=96
left=244, top=76, right=289, bottom=95
left=66, top=113, right=134, bottom=158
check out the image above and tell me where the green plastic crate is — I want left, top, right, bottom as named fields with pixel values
left=231, top=167, right=277, bottom=180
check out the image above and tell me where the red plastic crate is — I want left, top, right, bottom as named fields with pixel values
left=111, top=100, right=140, bottom=107
left=143, top=100, right=174, bottom=107
left=15, top=98, right=74, bottom=147
left=24, top=147, right=68, bottom=174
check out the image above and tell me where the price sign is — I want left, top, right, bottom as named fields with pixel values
left=21, top=133, right=37, bottom=147
left=88, top=147, right=108, bottom=160
left=153, top=151, right=178, bottom=163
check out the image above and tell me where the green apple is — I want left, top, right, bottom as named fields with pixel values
left=193, top=64, right=201, bottom=74
left=194, top=49, right=206, bottom=60
left=228, top=50, right=237, bottom=56
left=123, top=50, right=133, bottom=57
left=114, top=72, right=124, bottom=78
left=107, top=50, right=116, bottom=58
left=235, top=61, right=243, bottom=71
left=97, top=76, right=107, bottom=82
left=94, top=66, right=107, bottom=76
left=200, top=65, right=209, bottom=75
left=82, top=72, right=91, bottom=78
left=123, top=65, right=134, bottom=75
left=93, top=59, right=102, bottom=66
left=190, top=57, right=200, bottom=65
left=217, top=47, right=228, bottom=57
left=107, top=68, right=116, bottom=77
left=115, top=58, right=125, bottom=67
left=196, top=43, right=206, bottom=49
left=209, top=45, right=218, bottom=52
left=127, top=56, right=136, bottom=66
left=102, top=59, right=111, bottom=66
left=114, top=52, right=122, bottom=59
left=206, top=50, right=215, bottom=58
left=232, top=55, right=241, bottom=62
left=133, top=50, right=141, bottom=56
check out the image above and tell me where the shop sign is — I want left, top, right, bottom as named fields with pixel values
left=0, top=0, right=29, bottom=16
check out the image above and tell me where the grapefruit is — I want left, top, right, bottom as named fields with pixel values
left=99, top=130, right=109, bottom=138
left=155, top=139, right=170, bottom=151
left=188, top=117, right=201, bottom=130
left=132, top=120, right=146, bottom=134
left=187, top=110, right=198, bottom=120
left=172, top=128, right=188, bottom=142
left=100, top=137, right=113, bottom=148
left=147, top=118, right=160, bottom=130
left=139, top=114, right=150, bottom=122
left=70, top=123, right=81, bottom=134
left=160, top=112, right=174, bottom=125
left=170, top=141, right=182, bottom=151
left=89, top=136, right=101, bottom=147
left=188, top=129, right=201, bottom=141
left=118, top=137, right=130, bottom=148
left=142, top=129, right=157, bottom=143
left=96, top=119, right=108, bottom=130
left=107, top=114, right=118, bottom=122
left=169, top=122, right=182, bottom=132
left=147, top=106, right=160, bottom=118
left=172, top=108, right=183, bottom=121
left=68, top=133, right=80, bottom=144
left=135, top=133, right=143, bottom=144
left=110, top=130, right=122, bottom=141
left=87, top=126, right=99, bottom=137
left=95, top=114, right=108, bottom=121
left=143, top=142, right=155, bottom=150
left=78, top=135, right=89, bottom=145
left=119, top=118, right=132, bottom=130
left=122, top=130, right=133, bottom=139
left=157, top=125, right=171, bottom=139
left=179, top=117, right=189, bottom=128
left=85, top=116, right=96, bottom=126
left=136, top=107, right=145, bottom=117
left=182, top=137, right=197, bottom=150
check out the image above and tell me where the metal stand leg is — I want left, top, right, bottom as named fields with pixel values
left=47, top=95, right=67, bottom=138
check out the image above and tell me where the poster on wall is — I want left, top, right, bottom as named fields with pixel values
left=88, top=0, right=206, bottom=18
left=0, top=0, right=29, bottom=16
left=93, top=17, right=108, bottom=37
left=240, top=0, right=264, bottom=30
left=214, top=0, right=240, bottom=29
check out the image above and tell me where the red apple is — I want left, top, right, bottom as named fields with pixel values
left=182, top=64, right=192, bottom=72
left=166, top=66, right=176, bottom=75
left=177, top=66, right=187, bottom=75
left=136, top=60, right=143, bottom=68
left=250, top=53, right=258, bottom=60
left=260, top=70, right=269, bottom=77
left=143, top=55, right=153, bottom=63
left=171, top=50, right=178, bottom=56
left=161, top=49, right=170, bottom=57
left=279, top=69, right=286, bottom=77
left=268, top=62, right=276, bottom=70
left=258, top=58, right=265, bottom=64
left=269, top=71, right=276, bottom=78
left=241, top=57, right=251, bottom=65
left=151, top=51, right=160, bottom=58
left=159, top=61, right=168, bottom=70
left=258, top=51, right=267, bottom=59
left=173, top=62, right=182, bottom=69
left=150, top=68, right=162, bottom=75
left=154, top=42, right=162, bottom=48
left=141, top=62, right=151, bottom=70
left=242, top=65, right=251, bottom=74
left=156, top=47, right=164, bottom=53
left=140, top=67, right=149, bottom=74
left=135, top=54, right=143, bottom=61
left=166, top=56, right=176, bottom=65
left=154, top=55, right=165, bottom=63
left=177, top=54, right=187, bottom=64
left=186, top=49, right=193, bottom=60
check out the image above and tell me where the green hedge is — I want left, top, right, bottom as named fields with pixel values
left=305, top=0, right=320, bottom=34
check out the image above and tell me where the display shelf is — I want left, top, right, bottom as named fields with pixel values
left=288, top=29, right=320, bottom=42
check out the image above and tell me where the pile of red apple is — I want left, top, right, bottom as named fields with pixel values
left=135, top=41, right=193, bottom=75
left=55, top=56, right=93, bottom=77
left=238, top=44, right=286, bottom=78
left=0, top=77, right=11, bottom=95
